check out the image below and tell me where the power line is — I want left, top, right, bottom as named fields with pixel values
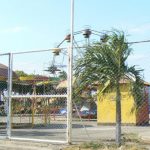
left=127, top=40, right=150, bottom=44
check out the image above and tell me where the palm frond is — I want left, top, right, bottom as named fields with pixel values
left=74, top=29, right=144, bottom=109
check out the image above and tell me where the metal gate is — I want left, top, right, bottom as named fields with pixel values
left=0, top=49, right=70, bottom=143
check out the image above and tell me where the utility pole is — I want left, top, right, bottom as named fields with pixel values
left=67, top=0, right=74, bottom=144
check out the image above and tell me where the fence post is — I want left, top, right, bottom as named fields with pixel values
left=7, top=52, right=13, bottom=138
left=67, top=0, right=74, bottom=144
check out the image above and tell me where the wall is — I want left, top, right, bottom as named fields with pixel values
left=97, top=83, right=137, bottom=124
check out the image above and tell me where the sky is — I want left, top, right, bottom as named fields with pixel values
left=0, top=0, right=150, bottom=81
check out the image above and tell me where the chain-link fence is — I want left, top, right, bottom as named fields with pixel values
left=1, top=35, right=150, bottom=145
left=71, top=31, right=150, bottom=145
left=0, top=54, right=9, bottom=138
left=0, top=50, right=69, bottom=143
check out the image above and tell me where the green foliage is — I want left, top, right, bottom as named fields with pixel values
left=15, top=70, right=37, bottom=77
left=63, top=140, right=148, bottom=150
left=122, top=133, right=140, bottom=143
left=15, top=70, right=28, bottom=77
left=59, top=71, right=67, bottom=81
left=81, top=142, right=105, bottom=149
left=74, top=29, right=144, bottom=107
left=74, top=29, right=144, bottom=146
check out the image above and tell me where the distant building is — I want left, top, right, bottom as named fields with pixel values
left=0, top=63, right=18, bottom=81
left=97, top=80, right=150, bottom=125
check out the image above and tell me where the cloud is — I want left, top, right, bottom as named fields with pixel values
left=0, top=26, right=27, bottom=33
left=129, top=23, right=150, bottom=34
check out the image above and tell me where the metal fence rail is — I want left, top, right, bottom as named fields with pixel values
left=0, top=50, right=69, bottom=143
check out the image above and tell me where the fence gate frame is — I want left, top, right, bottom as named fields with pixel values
left=0, top=49, right=72, bottom=144
left=0, top=52, right=9, bottom=140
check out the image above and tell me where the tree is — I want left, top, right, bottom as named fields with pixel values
left=15, top=70, right=28, bottom=77
left=74, top=30, right=144, bottom=146
left=59, top=71, right=67, bottom=81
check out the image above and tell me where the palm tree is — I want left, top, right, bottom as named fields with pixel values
left=59, top=71, right=67, bottom=81
left=74, top=30, right=144, bottom=146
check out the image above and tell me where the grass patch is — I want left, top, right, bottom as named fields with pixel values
left=80, top=142, right=106, bottom=149
left=122, top=133, right=140, bottom=143
left=63, top=142, right=148, bottom=150
left=63, top=133, right=149, bottom=150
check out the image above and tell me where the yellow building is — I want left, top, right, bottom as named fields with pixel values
left=97, top=81, right=149, bottom=125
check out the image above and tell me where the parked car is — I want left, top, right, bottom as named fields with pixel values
left=59, top=108, right=97, bottom=119
left=59, top=108, right=67, bottom=115
left=79, top=110, right=97, bottom=119
left=59, top=107, right=80, bottom=115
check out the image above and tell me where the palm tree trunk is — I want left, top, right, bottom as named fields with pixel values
left=116, top=80, right=121, bottom=146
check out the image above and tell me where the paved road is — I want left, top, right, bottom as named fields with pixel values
left=1, top=121, right=150, bottom=142
left=0, top=140, right=64, bottom=150
left=0, top=121, right=150, bottom=149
